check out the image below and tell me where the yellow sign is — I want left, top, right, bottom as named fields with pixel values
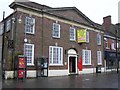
left=77, top=29, right=86, bottom=43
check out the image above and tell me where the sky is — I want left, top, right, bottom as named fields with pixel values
left=0, top=0, right=120, bottom=24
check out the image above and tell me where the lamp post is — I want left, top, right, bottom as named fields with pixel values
left=1, top=11, right=5, bottom=80
left=116, top=23, right=119, bottom=73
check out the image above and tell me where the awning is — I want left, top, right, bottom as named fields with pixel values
left=104, top=51, right=120, bottom=60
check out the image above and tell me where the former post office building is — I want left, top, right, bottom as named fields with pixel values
left=0, top=0, right=104, bottom=79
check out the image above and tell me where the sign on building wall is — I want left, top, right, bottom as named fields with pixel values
left=77, top=29, right=86, bottom=43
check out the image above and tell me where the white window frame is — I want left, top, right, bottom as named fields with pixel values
left=105, top=38, right=109, bottom=49
left=0, top=24, right=4, bottom=35
left=111, top=40, right=116, bottom=50
left=25, top=17, right=35, bottom=34
left=82, top=49, right=91, bottom=65
left=86, top=31, right=89, bottom=43
left=97, top=33, right=101, bottom=45
left=97, top=51, right=102, bottom=65
left=52, top=23, right=60, bottom=38
left=69, top=27, right=76, bottom=41
left=24, top=43, right=34, bottom=66
left=6, top=20, right=11, bottom=32
left=49, top=46, right=63, bottom=66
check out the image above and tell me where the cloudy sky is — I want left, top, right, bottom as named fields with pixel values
left=0, top=0, right=120, bottom=24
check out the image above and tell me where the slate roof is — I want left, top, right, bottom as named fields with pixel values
left=9, top=0, right=103, bottom=31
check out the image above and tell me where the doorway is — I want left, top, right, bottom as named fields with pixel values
left=69, top=57, right=76, bottom=73
left=68, top=49, right=78, bottom=75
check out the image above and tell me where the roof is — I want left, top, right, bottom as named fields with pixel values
left=9, top=0, right=103, bottom=30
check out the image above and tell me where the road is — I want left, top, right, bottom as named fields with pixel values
left=1, top=72, right=120, bottom=89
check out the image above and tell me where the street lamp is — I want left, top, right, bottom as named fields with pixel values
left=1, top=11, right=5, bottom=80
left=116, top=23, right=120, bottom=73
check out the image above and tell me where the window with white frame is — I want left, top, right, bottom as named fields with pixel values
left=82, top=49, right=91, bottom=65
left=69, top=27, right=76, bottom=41
left=52, top=23, right=60, bottom=38
left=104, top=38, right=109, bottom=49
left=49, top=46, right=63, bottom=66
left=111, top=40, right=116, bottom=50
left=6, top=20, right=11, bottom=32
left=0, top=24, right=4, bottom=35
left=97, top=51, right=102, bottom=65
left=25, top=17, right=35, bottom=34
left=97, top=33, right=101, bottom=45
left=86, top=31, right=89, bottom=43
left=24, top=43, right=34, bottom=66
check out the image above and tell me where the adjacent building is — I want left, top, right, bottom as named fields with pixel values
left=0, top=0, right=104, bottom=79
left=103, top=16, right=120, bottom=71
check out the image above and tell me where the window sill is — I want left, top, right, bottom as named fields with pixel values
left=52, top=37, right=60, bottom=39
left=27, top=64, right=34, bottom=66
left=83, top=64, right=92, bottom=66
left=105, top=47, right=110, bottom=49
left=26, top=32, right=35, bottom=35
left=49, top=64, right=64, bottom=66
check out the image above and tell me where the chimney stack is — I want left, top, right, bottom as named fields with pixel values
left=103, top=15, right=112, bottom=31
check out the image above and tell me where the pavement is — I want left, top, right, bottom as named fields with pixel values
left=1, top=72, right=120, bottom=89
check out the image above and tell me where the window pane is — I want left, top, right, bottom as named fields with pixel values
left=24, top=44, right=34, bottom=65
left=52, top=23, right=60, bottom=38
left=25, top=17, right=35, bottom=34
left=49, top=46, right=63, bottom=65
left=82, top=50, right=91, bottom=65
left=70, top=27, right=76, bottom=41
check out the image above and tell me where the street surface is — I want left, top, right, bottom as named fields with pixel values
left=1, top=72, right=120, bottom=89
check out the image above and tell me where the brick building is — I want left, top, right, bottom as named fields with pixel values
left=103, top=16, right=120, bottom=71
left=0, top=0, right=104, bottom=79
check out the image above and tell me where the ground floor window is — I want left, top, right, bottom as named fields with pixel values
left=106, top=60, right=117, bottom=69
left=49, top=46, right=63, bottom=66
left=97, top=51, right=102, bottom=65
left=82, top=49, right=91, bottom=65
left=24, top=43, right=34, bottom=66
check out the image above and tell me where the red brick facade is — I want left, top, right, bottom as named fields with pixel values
left=1, top=1, right=105, bottom=78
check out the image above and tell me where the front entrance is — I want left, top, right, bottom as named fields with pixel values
left=69, top=57, right=76, bottom=73
left=68, top=49, right=78, bottom=75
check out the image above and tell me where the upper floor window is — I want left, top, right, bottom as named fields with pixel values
left=25, top=17, right=35, bottom=34
left=69, top=27, right=76, bottom=41
left=82, top=49, right=91, bottom=65
left=52, top=23, right=60, bottom=38
left=0, top=23, right=4, bottom=35
left=24, top=43, right=34, bottom=66
left=6, top=20, right=11, bottom=32
left=49, top=46, right=63, bottom=66
left=104, top=38, right=109, bottom=49
left=97, top=51, right=102, bottom=65
left=86, top=31, right=89, bottom=43
left=97, top=33, right=101, bottom=45
left=111, top=40, right=116, bottom=50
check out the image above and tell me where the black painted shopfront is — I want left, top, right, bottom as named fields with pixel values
left=105, top=51, right=120, bottom=70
